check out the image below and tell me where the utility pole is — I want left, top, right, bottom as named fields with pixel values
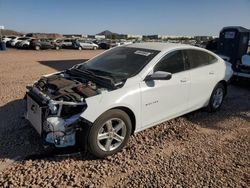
left=0, top=26, right=4, bottom=40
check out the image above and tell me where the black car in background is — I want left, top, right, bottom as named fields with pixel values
left=98, top=41, right=111, bottom=49
left=30, top=39, right=62, bottom=50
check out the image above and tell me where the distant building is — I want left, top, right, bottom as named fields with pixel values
left=127, top=34, right=143, bottom=40
left=159, top=35, right=193, bottom=39
left=88, top=35, right=95, bottom=39
left=194, top=36, right=213, bottom=42
left=88, top=35, right=106, bottom=39
left=95, top=35, right=105, bottom=39
left=143, top=35, right=161, bottom=40
left=63, top=34, right=87, bottom=38
left=118, top=34, right=127, bottom=39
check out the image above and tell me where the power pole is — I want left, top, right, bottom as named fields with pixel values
left=0, top=26, right=4, bottom=40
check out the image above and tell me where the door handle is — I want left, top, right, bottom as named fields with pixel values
left=180, top=78, right=187, bottom=83
left=209, top=71, right=214, bottom=75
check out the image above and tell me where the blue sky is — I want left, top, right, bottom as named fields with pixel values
left=0, top=0, right=250, bottom=36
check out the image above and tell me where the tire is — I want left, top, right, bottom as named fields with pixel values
left=93, top=46, right=97, bottom=50
left=78, top=46, right=82, bottom=50
left=88, top=109, right=132, bottom=158
left=207, top=83, right=225, bottom=112
left=35, top=46, right=40, bottom=50
left=55, top=46, right=60, bottom=50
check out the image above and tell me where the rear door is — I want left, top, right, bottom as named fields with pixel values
left=184, top=49, right=219, bottom=110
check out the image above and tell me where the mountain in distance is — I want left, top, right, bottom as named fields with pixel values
left=0, top=28, right=24, bottom=36
left=0, top=28, right=63, bottom=39
left=97, top=30, right=118, bottom=36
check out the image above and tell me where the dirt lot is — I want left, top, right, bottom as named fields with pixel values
left=0, top=49, right=249, bottom=187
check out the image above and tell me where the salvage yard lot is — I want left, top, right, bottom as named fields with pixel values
left=0, top=49, right=249, bottom=187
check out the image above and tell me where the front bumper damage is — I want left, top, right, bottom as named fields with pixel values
left=25, top=86, right=92, bottom=149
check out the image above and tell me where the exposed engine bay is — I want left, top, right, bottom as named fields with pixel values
left=26, top=69, right=124, bottom=148
left=34, top=74, right=107, bottom=102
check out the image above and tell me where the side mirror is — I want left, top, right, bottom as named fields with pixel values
left=144, top=71, right=172, bottom=81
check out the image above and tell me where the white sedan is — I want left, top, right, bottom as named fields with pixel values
left=77, top=40, right=99, bottom=50
left=10, top=37, right=31, bottom=47
left=26, top=43, right=233, bottom=158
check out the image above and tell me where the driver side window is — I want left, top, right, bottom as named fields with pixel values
left=154, top=50, right=185, bottom=74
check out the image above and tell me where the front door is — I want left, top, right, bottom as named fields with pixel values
left=140, top=50, right=190, bottom=128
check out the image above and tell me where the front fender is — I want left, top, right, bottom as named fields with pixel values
left=80, top=84, right=141, bottom=130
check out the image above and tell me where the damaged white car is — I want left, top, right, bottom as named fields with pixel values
left=26, top=43, right=233, bottom=158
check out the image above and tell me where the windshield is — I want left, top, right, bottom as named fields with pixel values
left=77, top=47, right=159, bottom=78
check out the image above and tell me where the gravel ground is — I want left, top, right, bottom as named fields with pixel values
left=0, top=49, right=249, bottom=187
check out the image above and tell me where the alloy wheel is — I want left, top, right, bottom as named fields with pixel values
left=97, top=118, right=127, bottom=151
left=212, top=88, right=224, bottom=109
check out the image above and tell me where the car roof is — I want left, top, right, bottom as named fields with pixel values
left=126, top=42, right=192, bottom=51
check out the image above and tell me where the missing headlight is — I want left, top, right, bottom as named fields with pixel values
left=60, top=105, right=87, bottom=118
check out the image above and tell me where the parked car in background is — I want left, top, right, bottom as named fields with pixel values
left=15, top=38, right=34, bottom=49
left=98, top=40, right=118, bottom=49
left=75, top=39, right=99, bottom=50
left=6, top=36, right=19, bottom=47
left=2, top=36, right=17, bottom=44
left=30, top=38, right=62, bottom=50
left=57, top=38, right=81, bottom=49
left=98, top=41, right=112, bottom=49
left=58, top=38, right=74, bottom=48
left=26, top=43, right=233, bottom=158
left=9, top=37, right=31, bottom=47
left=57, top=38, right=99, bottom=50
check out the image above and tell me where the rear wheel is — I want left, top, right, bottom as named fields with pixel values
left=207, top=83, right=225, bottom=112
left=55, top=46, right=60, bottom=50
left=88, top=109, right=132, bottom=158
left=78, top=46, right=82, bottom=50
left=93, top=46, right=97, bottom=50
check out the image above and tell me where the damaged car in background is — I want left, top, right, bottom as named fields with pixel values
left=26, top=43, right=233, bottom=158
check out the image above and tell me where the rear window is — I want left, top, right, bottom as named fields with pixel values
left=185, top=50, right=217, bottom=69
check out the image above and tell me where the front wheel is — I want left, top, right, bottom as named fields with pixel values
left=207, top=83, right=225, bottom=112
left=88, top=109, right=132, bottom=158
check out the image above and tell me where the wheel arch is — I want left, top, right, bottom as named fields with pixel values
left=218, top=80, right=227, bottom=96
left=110, top=106, right=136, bottom=135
